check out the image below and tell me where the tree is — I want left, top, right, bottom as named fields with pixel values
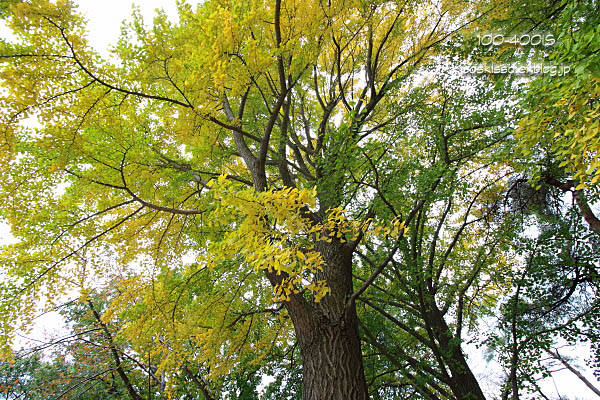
left=1, top=0, right=599, bottom=399
left=515, top=0, right=600, bottom=193
left=1, top=288, right=296, bottom=400
left=0, top=296, right=147, bottom=400
left=486, top=206, right=600, bottom=400
left=484, top=2, right=600, bottom=397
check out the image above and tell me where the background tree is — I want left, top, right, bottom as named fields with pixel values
left=479, top=1, right=600, bottom=398
left=0, top=288, right=299, bottom=400
left=0, top=296, right=148, bottom=400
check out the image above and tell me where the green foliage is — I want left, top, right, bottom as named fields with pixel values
left=515, top=0, right=600, bottom=188
left=0, top=0, right=599, bottom=399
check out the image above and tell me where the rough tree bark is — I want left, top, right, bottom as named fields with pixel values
left=422, top=297, right=487, bottom=400
left=267, top=240, right=369, bottom=400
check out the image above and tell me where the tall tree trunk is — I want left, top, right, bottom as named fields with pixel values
left=299, top=308, right=368, bottom=400
left=424, top=299, right=487, bottom=400
left=268, top=240, right=369, bottom=400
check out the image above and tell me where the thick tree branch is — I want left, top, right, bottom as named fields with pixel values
left=45, top=17, right=193, bottom=109
left=183, top=365, right=217, bottom=400
left=544, top=348, right=600, bottom=397
left=87, top=301, right=144, bottom=400
left=544, top=176, right=600, bottom=233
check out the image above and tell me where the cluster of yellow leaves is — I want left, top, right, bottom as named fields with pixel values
left=200, top=176, right=408, bottom=302
left=204, top=177, right=326, bottom=302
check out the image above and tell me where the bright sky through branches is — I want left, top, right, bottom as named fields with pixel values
left=0, top=1, right=599, bottom=398
left=75, top=0, right=202, bottom=56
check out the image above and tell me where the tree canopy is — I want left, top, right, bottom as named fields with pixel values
left=0, top=0, right=599, bottom=399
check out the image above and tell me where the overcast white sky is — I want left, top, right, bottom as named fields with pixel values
left=1, top=1, right=599, bottom=398
left=76, top=0, right=200, bottom=54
